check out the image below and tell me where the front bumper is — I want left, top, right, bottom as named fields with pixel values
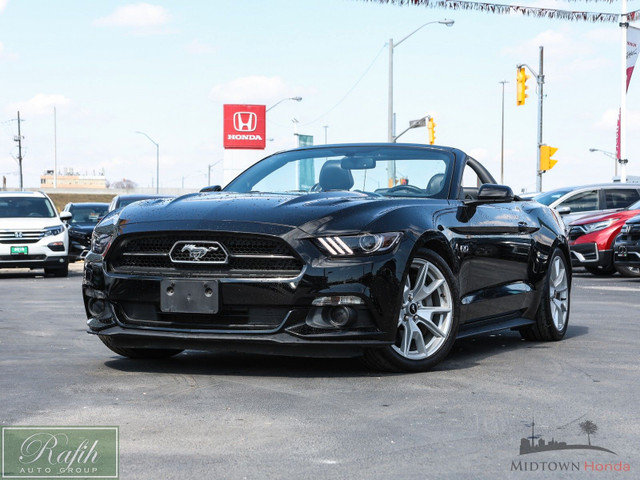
left=569, top=242, right=612, bottom=268
left=613, top=234, right=640, bottom=267
left=83, top=233, right=411, bottom=353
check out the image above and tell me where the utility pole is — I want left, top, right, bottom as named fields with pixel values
left=14, top=111, right=24, bottom=191
left=537, top=46, right=545, bottom=193
left=499, top=80, right=508, bottom=184
left=54, top=107, right=58, bottom=189
left=518, top=47, right=545, bottom=192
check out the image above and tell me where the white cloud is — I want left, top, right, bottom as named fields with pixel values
left=6, top=94, right=71, bottom=117
left=94, top=3, right=170, bottom=28
left=0, top=0, right=7, bottom=13
left=185, top=40, right=216, bottom=55
left=209, top=76, right=295, bottom=104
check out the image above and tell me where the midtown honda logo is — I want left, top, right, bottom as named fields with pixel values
left=224, top=104, right=266, bottom=149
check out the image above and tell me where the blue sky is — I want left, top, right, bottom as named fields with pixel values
left=0, top=0, right=638, bottom=193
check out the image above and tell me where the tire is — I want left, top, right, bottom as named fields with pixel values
left=615, top=265, right=640, bottom=278
left=520, top=249, right=570, bottom=341
left=99, top=335, right=183, bottom=359
left=45, top=263, right=69, bottom=277
left=584, top=264, right=616, bottom=276
left=362, top=249, right=460, bottom=372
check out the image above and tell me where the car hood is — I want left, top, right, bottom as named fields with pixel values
left=625, top=214, right=640, bottom=225
left=115, top=192, right=404, bottom=236
left=0, top=217, right=63, bottom=229
left=569, top=208, right=640, bottom=226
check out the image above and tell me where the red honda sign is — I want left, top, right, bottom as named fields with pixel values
left=223, top=104, right=266, bottom=149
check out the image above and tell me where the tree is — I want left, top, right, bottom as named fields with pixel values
left=579, top=420, right=598, bottom=446
left=111, top=178, right=137, bottom=190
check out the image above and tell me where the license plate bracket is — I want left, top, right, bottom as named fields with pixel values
left=160, top=279, right=219, bottom=314
left=10, top=246, right=28, bottom=255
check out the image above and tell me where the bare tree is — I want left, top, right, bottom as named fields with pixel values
left=111, top=178, right=137, bottom=191
left=579, top=420, right=598, bottom=446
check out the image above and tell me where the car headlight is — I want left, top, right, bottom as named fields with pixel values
left=91, top=211, right=120, bottom=255
left=43, top=225, right=65, bottom=237
left=316, top=232, right=402, bottom=256
left=581, top=219, right=615, bottom=233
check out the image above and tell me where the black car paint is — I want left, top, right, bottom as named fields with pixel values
left=82, top=144, right=569, bottom=356
left=613, top=215, right=640, bottom=267
left=63, top=202, right=109, bottom=261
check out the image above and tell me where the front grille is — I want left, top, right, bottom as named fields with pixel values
left=0, top=230, right=46, bottom=244
left=116, top=302, right=290, bottom=330
left=107, top=232, right=304, bottom=278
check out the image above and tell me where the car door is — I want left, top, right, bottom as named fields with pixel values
left=442, top=158, right=537, bottom=323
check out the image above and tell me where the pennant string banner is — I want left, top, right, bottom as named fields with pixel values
left=363, top=0, right=640, bottom=23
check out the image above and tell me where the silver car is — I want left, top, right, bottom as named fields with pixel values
left=534, top=183, right=640, bottom=226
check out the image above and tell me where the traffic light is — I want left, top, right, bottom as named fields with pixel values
left=427, top=117, right=436, bottom=145
left=540, top=145, right=558, bottom=171
left=516, top=67, right=530, bottom=106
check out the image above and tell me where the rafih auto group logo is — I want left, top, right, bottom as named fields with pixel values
left=511, top=418, right=630, bottom=473
left=1, top=427, right=118, bottom=478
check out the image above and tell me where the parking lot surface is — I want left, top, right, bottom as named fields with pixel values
left=1, top=263, right=638, bottom=479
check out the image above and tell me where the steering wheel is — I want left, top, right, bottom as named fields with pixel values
left=386, top=184, right=424, bottom=195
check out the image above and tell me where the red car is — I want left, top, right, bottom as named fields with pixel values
left=568, top=199, right=640, bottom=277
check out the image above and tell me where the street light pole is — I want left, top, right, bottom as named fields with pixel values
left=266, top=96, right=302, bottom=112
left=589, top=148, right=618, bottom=177
left=499, top=80, right=508, bottom=184
left=136, top=131, right=159, bottom=194
left=387, top=19, right=454, bottom=184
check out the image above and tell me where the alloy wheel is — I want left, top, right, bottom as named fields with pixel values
left=392, top=258, right=453, bottom=360
left=549, top=255, right=569, bottom=331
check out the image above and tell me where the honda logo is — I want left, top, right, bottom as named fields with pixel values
left=233, top=112, right=257, bottom=132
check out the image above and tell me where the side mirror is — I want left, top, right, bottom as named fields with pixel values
left=556, top=206, right=571, bottom=215
left=476, top=184, right=514, bottom=203
left=60, top=211, right=72, bottom=222
left=200, top=185, right=222, bottom=192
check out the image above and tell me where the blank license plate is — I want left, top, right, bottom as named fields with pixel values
left=160, top=279, right=219, bottom=314
left=10, top=246, right=28, bottom=255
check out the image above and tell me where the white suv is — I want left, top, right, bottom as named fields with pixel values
left=0, top=191, right=71, bottom=276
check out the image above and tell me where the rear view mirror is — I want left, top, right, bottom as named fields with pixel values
left=340, top=157, right=376, bottom=170
left=200, top=185, right=222, bottom=192
left=60, top=211, right=72, bottom=222
left=556, top=206, right=571, bottom=215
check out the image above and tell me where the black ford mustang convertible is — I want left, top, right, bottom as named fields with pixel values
left=83, top=144, right=571, bottom=372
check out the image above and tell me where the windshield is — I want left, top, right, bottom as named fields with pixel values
left=224, top=146, right=453, bottom=198
left=69, top=205, right=108, bottom=224
left=0, top=196, right=56, bottom=218
left=534, top=187, right=574, bottom=206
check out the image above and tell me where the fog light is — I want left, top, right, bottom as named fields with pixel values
left=47, top=241, right=65, bottom=252
left=328, top=306, right=356, bottom=328
left=88, top=299, right=105, bottom=316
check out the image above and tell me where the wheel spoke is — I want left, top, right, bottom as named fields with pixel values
left=411, top=263, right=428, bottom=297
left=414, top=278, right=444, bottom=303
left=552, top=264, right=566, bottom=288
left=416, top=313, right=446, bottom=337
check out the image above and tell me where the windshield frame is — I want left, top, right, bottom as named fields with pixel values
left=223, top=145, right=456, bottom=199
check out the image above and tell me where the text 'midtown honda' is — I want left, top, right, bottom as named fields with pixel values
left=82, top=144, right=571, bottom=372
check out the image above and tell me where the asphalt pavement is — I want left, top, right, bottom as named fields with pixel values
left=0, top=263, right=638, bottom=479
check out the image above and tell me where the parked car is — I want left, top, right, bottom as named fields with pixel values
left=83, top=144, right=571, bottom=372
left=534, top=183, right=640, bottom=226
left=108, top=194, right=173, bottom=212
left=568, top=199, right=640, bottom=277
left=62, top=202, right=109, bottom=261
left=613, top=214, right=640, bottom=276
left=0, top=191, right=71, bottom=276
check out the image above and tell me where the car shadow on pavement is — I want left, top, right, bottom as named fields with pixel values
left=437, top=325, right=589, bottom=372
left=102, top=326, right=588, bottom=377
